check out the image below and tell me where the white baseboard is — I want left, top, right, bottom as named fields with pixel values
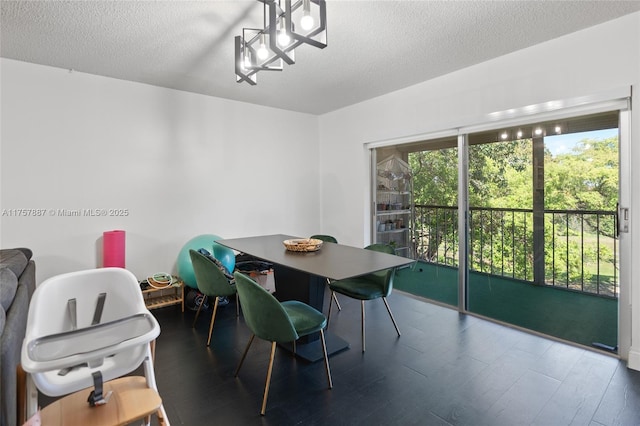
left=627, top=347, right=640, bottom=371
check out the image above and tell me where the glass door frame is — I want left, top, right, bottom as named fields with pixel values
left=457, top=134, right=469, bottom=312
left=367, top=87, right=631, bottom=355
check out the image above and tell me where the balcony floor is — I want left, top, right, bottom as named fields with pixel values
left=395, top=261, right=617, bottom=350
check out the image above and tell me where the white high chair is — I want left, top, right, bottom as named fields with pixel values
left=20, top=267, right=169, bottom=425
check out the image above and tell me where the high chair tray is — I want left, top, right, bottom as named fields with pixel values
left=26, top=313, right=156, bottom=363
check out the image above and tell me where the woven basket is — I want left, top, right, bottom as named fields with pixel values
left=283, top=238, right=323, bottom=252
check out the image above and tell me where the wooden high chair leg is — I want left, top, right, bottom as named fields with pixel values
left=18, top=365, right=39, bottom=423
left=156, top=404, right=170, bottom=426
left=17, top=364, right=27, bottom=426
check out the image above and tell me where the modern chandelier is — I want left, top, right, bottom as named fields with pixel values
left=235, top=0, right=327, bottom=85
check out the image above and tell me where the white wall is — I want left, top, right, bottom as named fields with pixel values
left=1, top=59, right=320, bottom=282
left=318, top=13, right=640, bottom=364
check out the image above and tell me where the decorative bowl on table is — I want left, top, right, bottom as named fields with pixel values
left=283, top=238, right=323, bottom=252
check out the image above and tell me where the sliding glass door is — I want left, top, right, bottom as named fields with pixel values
left=373, top=104, right=628, bottom=351
left=465, top=112, right=620, bottom=350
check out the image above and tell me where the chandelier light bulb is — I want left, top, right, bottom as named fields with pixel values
left=257, top=34, right=269, bottom=60
left=277, top=30, right=290, bottom=47
left=300, top=0, right=314, bottom=30
left=277, top=18, right=291, bottom=47
left=300, top=14, right=314, bottom=30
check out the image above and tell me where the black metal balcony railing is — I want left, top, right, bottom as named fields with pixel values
left=413, top=205, right=618, bottom=298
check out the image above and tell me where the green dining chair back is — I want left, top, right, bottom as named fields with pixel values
left=310, top=234, right=337, bottom=244
left=310, top=234, right=342, bottom=311
left=234, top=271, right=298, bottom=343
left=189, top=249, right=239, bottom=346
left=360, top=243, right=396, bottom=297
left=327, top=243, right=400, bottom=352
left=233, top=271, right=332, bottom=415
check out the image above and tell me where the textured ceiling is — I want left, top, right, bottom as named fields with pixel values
left=2, top=1, right=640, bottom=115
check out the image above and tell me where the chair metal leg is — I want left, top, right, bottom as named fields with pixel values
left=327, top=278, right=342, bottom=311
left=260, top=342, right=277, bottom=416
left=332, top=292, right=342, bottom=311
left=206, top=297, right=220, bottom=346
left=327, top=290, right=335, bottom=329
left=319, top=329, right=333, bottom=389
left=382, top=297, right=401, bottom=336
left=191, top=295, right=207, bottom=328
left=235, top=293, right=240, bottom=317
left=235, top=334, right=255, bottom=377
left=361, top=300, right=366, bottom=352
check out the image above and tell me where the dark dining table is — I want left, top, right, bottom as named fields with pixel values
left=217, top=234, right=414, bottom=361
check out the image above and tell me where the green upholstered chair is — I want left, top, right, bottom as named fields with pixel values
left=189, top=249, right=239, bottom=346
left=310, top=234, right=337, bottom=243
left=233, top=271, right=333, bottom=416
left=327, top=243, right=401, bottom=352
left=309, top=234, right=342, bottom=311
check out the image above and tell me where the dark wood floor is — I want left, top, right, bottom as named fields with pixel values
left=55, top=289, right=640, bottom=425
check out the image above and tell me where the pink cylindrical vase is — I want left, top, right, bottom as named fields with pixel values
left=103, top=230, right=126, bottom=268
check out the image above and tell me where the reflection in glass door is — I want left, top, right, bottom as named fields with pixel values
left=375, top=138, right=460, bottom=308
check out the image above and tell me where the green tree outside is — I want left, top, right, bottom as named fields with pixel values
left=408, top=135, right=618, bottom=297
